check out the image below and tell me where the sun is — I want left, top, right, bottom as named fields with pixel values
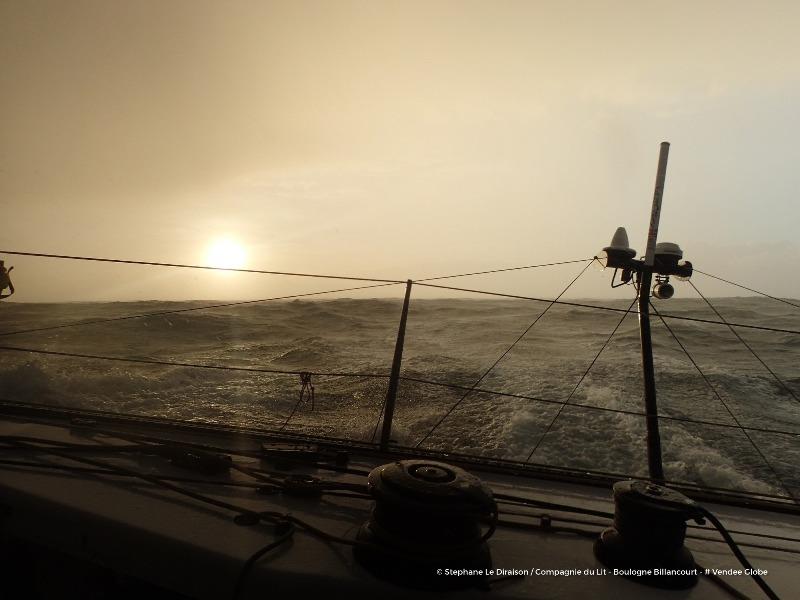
left=206, top=238, right=247, bottom=269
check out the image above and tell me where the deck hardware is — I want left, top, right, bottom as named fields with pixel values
left=594, top=480, right=703, bottom=589
left=354, top=459, right=496, bottom=590
left=598, top=142, right=695, bottom=483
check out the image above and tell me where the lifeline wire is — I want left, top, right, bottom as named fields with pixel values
left=3, top=252, right=799, bottom=336
left=0, top=249, right=403, bottom=283
left=688, top=280, right=799, bottom=405
left=1, top=345, right=797, bottom=440
left=0, top=282, right=401, bottom=338
left=650, top=302, right=796, bottom=502
left=0, top=258, right=593, bottom=338
left=525, top=295, right=638, bottom=463
left=414, top=259, right=595, bottom=448
left=0, top=345, right=390, bottom=380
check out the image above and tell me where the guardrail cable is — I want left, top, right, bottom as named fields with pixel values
left=0, top=257, right=594, bottom=339
left=0, top=345, right=797, bottom=441
left=0, top=282, right=401, bottom=338
left=0, top=249, right=404, bottom=283
left=0, top=345, right=390, bottom=380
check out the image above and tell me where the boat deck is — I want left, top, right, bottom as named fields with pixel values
left=0, top=408, right=797, bottom=600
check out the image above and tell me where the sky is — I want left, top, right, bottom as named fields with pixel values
left=1, top=0, right=799, bottom=302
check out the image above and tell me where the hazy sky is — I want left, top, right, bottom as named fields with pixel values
left=1, top=0, right=798, bottom=302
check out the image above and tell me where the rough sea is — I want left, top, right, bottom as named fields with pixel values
left=1, top=297, right=798, bottom=498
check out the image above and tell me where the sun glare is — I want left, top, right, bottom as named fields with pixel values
left=206, top=238, right=247, bottom=270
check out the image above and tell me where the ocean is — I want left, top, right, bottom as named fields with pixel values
left=1, top=296, right=798, bottom=497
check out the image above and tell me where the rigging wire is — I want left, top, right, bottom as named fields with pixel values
left=412, top=281, right=800, bottom=336
left=3, top=253, right=798, bottom=337
left=0, top=257, right=596, bottom=344
left=415, top=258, right=594, bottom=282
left=0, top=249, right=404, bottom=283
left=1, top=250, right=797, bottom=505
left=414, top=260, right=595, bottom=448
left=688, top=280, right=800, bottom=405
left=0, top=282, right=401, bottom=338
left=694, top=269, right=800, bottom=310
left=524, top=296, right=638, bottom=463
left=650, top=302, right=797, bottom=502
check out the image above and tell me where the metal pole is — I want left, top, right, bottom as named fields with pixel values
left=639, top=141, right=669, bottom=482
left=380, top=279, right=413, bottom=451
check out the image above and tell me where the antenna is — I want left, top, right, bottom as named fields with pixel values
left=597, top=142, right=693, bottom=482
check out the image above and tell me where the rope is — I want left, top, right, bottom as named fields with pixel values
left=412, top=281, right=800, bottom=336
left=0, top=249, right=403, bottom=283
left=525, top=296, right=638, bottom=463
left=688, top=280, right=800, bottom=405
left=0, top=282, right=400, bottom=338
left=699, top=507, right=781, bottom=600
left=414, top=260, right=595, bottom=448
left=279, top=373, right=315, bottom=431
left=651, top=302, right=796, bottom=502
left=695, top=269, right=800, bottom=310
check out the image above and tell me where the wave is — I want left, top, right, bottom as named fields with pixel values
left=0, top=297, right=797, bottom=495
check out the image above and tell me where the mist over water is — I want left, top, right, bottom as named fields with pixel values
left=1, top=296, right=798, bottom=498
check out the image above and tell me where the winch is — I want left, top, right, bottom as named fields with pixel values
left=354, top=460, right=496, bottom=590
left=594, top=480, right=704, bottom=589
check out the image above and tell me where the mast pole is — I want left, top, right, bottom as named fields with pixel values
left=639, top=141, right=670, bottom=482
